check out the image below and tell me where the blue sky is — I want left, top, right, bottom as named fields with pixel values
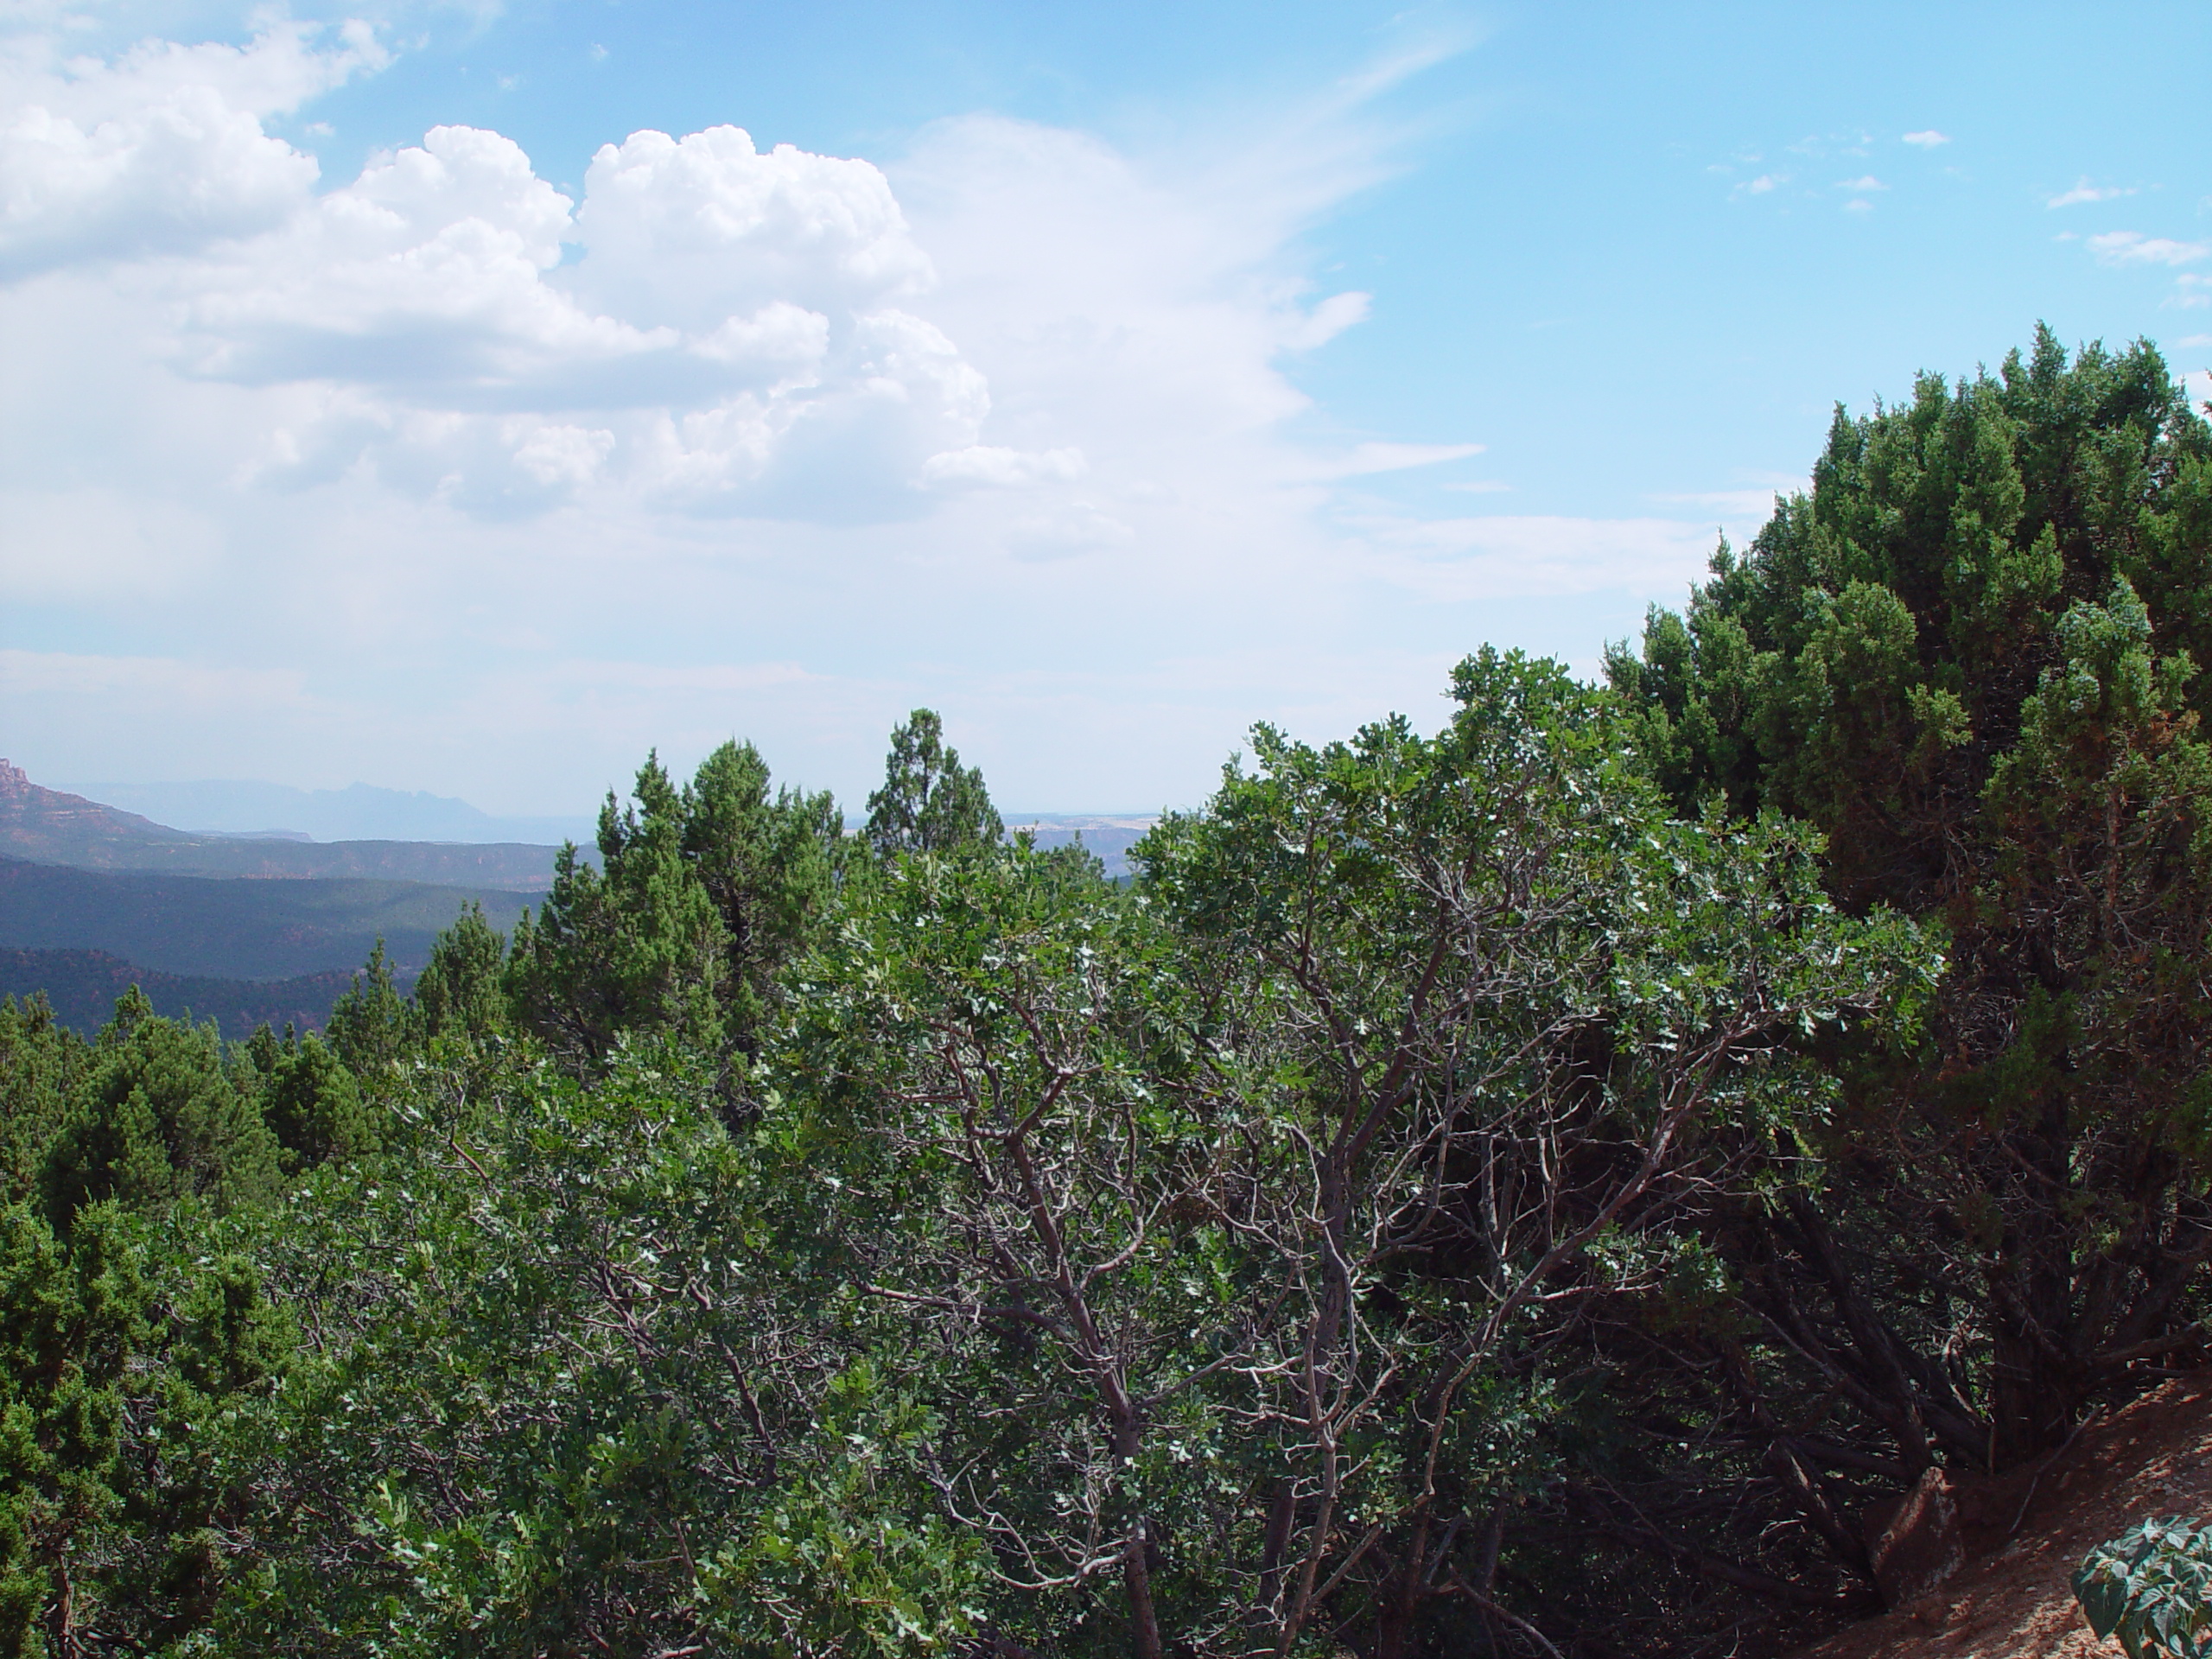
left=3, top=1, right=2209, bottom=816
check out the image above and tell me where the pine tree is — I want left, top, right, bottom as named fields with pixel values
left=412, top=901, right=511, bottom=1046
left=507, top=754, right=728, bottom=1066
left=863, top=709, right=1003, bottom=859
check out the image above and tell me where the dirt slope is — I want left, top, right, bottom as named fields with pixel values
left=1789, top=1374, right=2212, bottom=1659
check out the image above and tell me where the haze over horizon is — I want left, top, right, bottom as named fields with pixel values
left=0, top=761, right=1157, bottom=847
left=3, top=1, right=2208, bottom=817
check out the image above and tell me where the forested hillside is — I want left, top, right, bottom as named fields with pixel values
left=0, top=856, right=534, bottom=982
left=0, top=761, right=569, bottom=889
left=0, top=949, right=357, bottom=1039
left=2, top=333, right=2207, bottom=1658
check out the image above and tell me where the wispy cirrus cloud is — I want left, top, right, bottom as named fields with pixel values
left=1901, top=130, right=1949, bottom=148
left=1309, top=441, right=1484, bottom=480
left=1355, top=514, right=1727, bottom=604
left=2048, top=177, right=2138, bottom=208
left=2088, top=231, right=2210, bottom=268
left=1649, top=482, right=1806, bottom=519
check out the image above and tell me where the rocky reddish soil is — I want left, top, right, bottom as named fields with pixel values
left=1789, top=1373, right=2212, bottom=1659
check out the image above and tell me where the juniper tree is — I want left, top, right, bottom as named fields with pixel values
left=1606, top=326, right=2212, bottom=1475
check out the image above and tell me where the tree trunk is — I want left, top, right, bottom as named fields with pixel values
left=1257, top=1480, right=1296, bottom=1613
left=1372, top=1516, right=1427, bottom=1659
left=1114, top=1414, right=1166, bottom=1659
left=1122, top=1516, right=1166, bottom=1659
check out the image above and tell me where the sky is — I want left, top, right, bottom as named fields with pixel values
left=3, top=1, right=2209, bottom=817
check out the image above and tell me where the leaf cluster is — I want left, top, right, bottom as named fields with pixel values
left=2076, top=1516, right=2212, bottom=1659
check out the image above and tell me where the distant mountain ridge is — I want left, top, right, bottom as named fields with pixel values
left=0, top=759, right=185, bottom=849
left=0, top=767, right=1166, bottom=1033
left=0, top=760, right=569, bottom=890
left=73, top=775, right=598, bottom=848
left=1002, top=813, right=1159, bottom=877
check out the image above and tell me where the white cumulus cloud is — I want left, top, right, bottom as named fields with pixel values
left=0, top=18, right=386, bottom=277
left=572, top=125, right=934, bottom=330
left=0, top=19, right=1726, bottom=815
left=174, top=124, right=629, bottom=393
left=74, top=111, right=1001, bottom=515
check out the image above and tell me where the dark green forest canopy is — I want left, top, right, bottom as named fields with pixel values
left=1, top=337, right=2209, bottom=1659
left=1608, top=325, right=2212, bottom=1465
left=1608, top=325, right=2212, bottom=890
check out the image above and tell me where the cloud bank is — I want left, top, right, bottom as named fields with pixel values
left=0, top=19, right=385, bottom=276
left=0, top=14, right=1744, bottom=813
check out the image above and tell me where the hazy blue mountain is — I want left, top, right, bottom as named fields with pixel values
left=1001, top=813, right=1159, bottom=877
left=71, top=777, right=599, bottom=848
left=0, top=761, right=570, bottom=890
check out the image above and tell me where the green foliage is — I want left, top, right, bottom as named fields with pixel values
left=410, top=901, right=510, bottom=1046
left=784, top=649, right=1934, bottom=1656
left=1606, top=327, right=2212, bottom=1471
left=682, top=739, right=851, bottom=1049
left=791, top=832, right=1214, bottom=1650
left=0, top=1202, right=143, bottom=1659
left=506, top=743, right=849, bottom=1071
left=2076, top=1516, right=2212, bottom=1659
left=1608, top=325, right=2208, bottom=898
left=0, top=1199, right=295, bottom=1656
left=25, top=450, right=2212, bottom=1656
left=697, top=1364, right=988, bottom=1658
left=0, top=997, right=86, bottom=1207
left=262, top=1032, right=377, bottom=1173
left=0, top=652, right=1941, bottom=1656
left=325, top=939, right=409, bottom=1078
left=41, top=991, right=281, bottom=1230
left=507, top=754, right=731, bottom=1066
left=863, top=707, right=1003, bottom=858
left=191, top=1033, right=995, bottom=1657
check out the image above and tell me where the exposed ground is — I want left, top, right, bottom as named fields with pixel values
left=1787, top=1373, right=2212, bottom=1659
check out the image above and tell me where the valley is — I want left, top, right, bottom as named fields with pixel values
left=0, top=760, right=547, bottom=1033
